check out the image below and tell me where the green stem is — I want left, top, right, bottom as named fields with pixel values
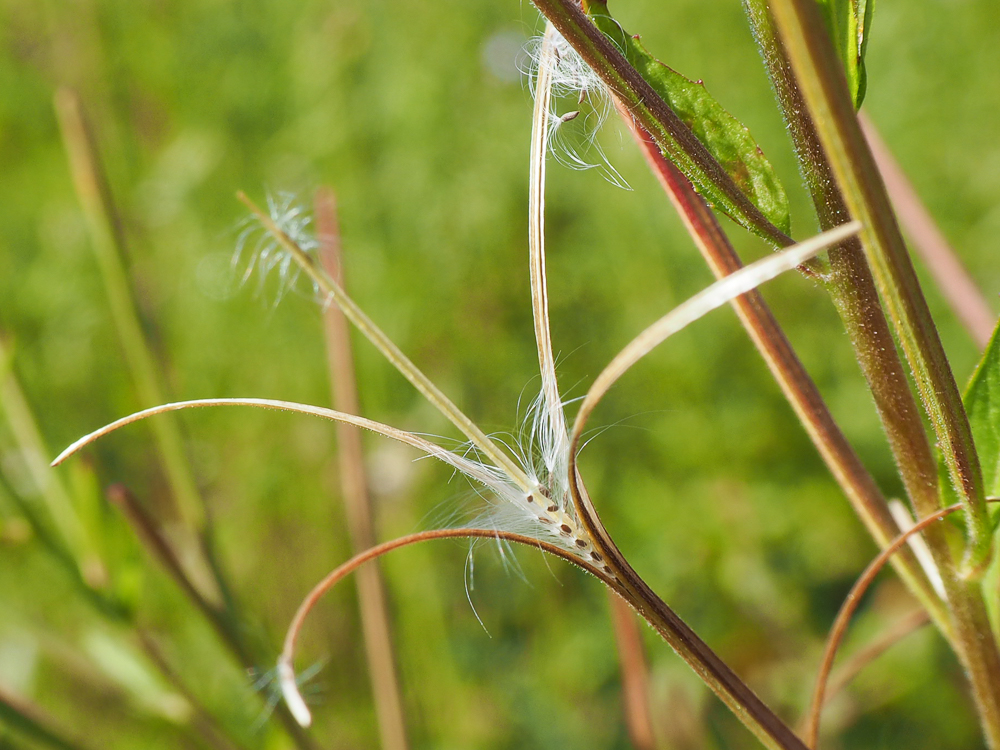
left=625, top=118, right=950, bottom=635
left=763, top=1, right=1000, bottom=745
left=763, top=0, right=989, bottom=570
left=54, top=89, right=222, bottom=604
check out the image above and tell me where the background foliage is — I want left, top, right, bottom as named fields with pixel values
left=1, top=0, right=999, bottom=747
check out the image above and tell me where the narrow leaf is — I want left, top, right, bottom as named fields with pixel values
left=816, top=0, right=874, bottom=108
left=587, top=0, right=790, bottom=234
left=961, top=321, right=1000, bottom=498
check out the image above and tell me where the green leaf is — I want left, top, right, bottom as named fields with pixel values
left=816, top=0, right=875, bottom=108
left=963, top=321, right=1000, bottom=499
left=587, top=2, right=790, bottom=235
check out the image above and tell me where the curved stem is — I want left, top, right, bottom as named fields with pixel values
left=277, top=527, right=614, bottom=727
left=237, top=192, right=532, bottom=492
left=804, top=502, right=964, bottom=747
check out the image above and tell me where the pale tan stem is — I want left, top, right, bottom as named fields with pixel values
left=316, top=187, right=410, bottom=750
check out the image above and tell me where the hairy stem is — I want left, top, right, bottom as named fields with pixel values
left=762, top=1, right=1000, bottom=744
left=764, top=0, right=990, bottom=569
left=859, top=113, right=996, bottom=350
left=624, top=117, right=949, bottom=632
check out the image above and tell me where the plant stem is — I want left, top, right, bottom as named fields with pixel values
left=762, top=1, right=1000, bottom=745
left=54, top=89, right=221, bottom=604
left=0, top=336, right=100, bottom=584
left=0, top=685, right=94, bottom=750
left=624, top=118, right=950, bottom=633
left=608, top=593, right=658, bottom=750
left=315, top=188, right=411, bottom=750
left=763, top=0, right=990, bottom=569
left=530, top=0, right=791, bottom=245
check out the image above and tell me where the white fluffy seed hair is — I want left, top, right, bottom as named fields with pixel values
left=521, top=28, right=629, bottom=188
left=234, top=192, right=320, bottom=303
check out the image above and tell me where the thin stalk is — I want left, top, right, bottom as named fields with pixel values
left=278, top=527, right=617, bottom=727
left=608, top=592, right=658, bottom=750
left=0, top=685, right=94, bottom=750
left=820, top=607, right=929, bottom=714
left=741, top=0, right=944, bottom=528
left=135, top=631, right=249, bottom=750
left=804, top=502, right=974, bottom=747
left=104, top=486, right=319, bottom=750
left=765, top=3, right=1000, bottom=745
left=530, top=0, right=792, bottom=246
left=533, top=35, right=655, bottom=748
left=859, top=113, right=996, bottom=350
left=764, top=0, right=990, bottom=569
left=0, top=336, right=100, bottom=584
left=237, top=192, right=532, bottom=492
left=54, top=89, right=220, bottom=604
left=315, top=187, right=410, bottom=750
left=623, top=118, right=950, bottom=632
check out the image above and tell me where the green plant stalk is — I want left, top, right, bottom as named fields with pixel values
left=105, top=486, right=320, bottom=750
left=53, top=90, right=221, bottom=604
left=0, top=685, right=93, bottom=750
left=762, top=1, right=990, bottom=570
left=741, top=0, right=944, bottom=531
left=763, top=0, right=1000, bottom=745
left=237, top=192, right=532, bottom=492
left=0, top=337, right=102, bottom=585
left=530, top=0, right=791, bottom=247
left=625, top=117, right=951, bottom=634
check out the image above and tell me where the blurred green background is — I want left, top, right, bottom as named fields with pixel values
left=1, top=0, right=999, bottom=748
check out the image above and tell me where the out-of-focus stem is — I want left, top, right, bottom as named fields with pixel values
left=105, top=485, right=320, bottom=750
left=859, top=113, right=996, bottom=350
left=54, top=89, right=220, bottom=605
left=0, top=336, right=101, bottom=584
left=0, top=684, right=93, bottom=750
left=608, top=593, right=658, bottom=750
left=315, top=187, right=410, bottom=750
left=623, top=118, right=950, bottom=633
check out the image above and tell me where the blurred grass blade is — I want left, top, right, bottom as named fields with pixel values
left=0, top=685, right=94, bottom=750
left=586, top=0, right=790, bottom=235
left=0, top=336, right=103, bottom=586
left=53, top=89, right=220, bottom=604
left=315, top=187, right=410, bottom=750
left=816, top=0, right=873, bottom=108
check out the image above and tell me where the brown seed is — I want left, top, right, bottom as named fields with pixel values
left=546, top=504, right=559, bottom=513
left=525, top=494, right=535, bottom=504
left=590, top=551, right=604, bottom=563
left=574, top=538, right=588, bottom=548
left=559, top=524, right=572, bottom=536
left=538, top=516, right=553, bottom=525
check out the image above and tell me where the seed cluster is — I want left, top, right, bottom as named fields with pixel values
left=524, top=487, right=614, bottom=578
